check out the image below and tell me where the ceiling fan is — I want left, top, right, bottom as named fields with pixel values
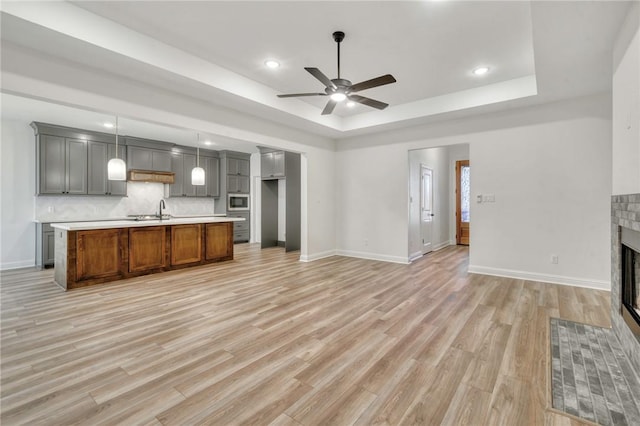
left=277, top=31, right=397, bottom=115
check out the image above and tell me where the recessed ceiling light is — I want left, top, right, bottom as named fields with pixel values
left=204, top=141, right=213, bottom=146
left=346, top=101, right=355, bottom=108
left=264, top=59, right=280, bottom=69
left=473, top=66, right=490, bottom=76
left=103, top=122, right=114, bottom=128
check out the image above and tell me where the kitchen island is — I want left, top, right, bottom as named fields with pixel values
left=51, top=217, right=244, bottom=290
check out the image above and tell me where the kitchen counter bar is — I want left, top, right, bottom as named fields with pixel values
left=53, top=218, right=242, bottom=290
left=51, top=216, right=242, bottom=231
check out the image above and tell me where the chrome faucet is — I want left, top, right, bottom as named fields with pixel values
left=158, top=199, right=166, bottom=219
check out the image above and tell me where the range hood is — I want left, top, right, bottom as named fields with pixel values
left=127, top=170, right=175, bottom=184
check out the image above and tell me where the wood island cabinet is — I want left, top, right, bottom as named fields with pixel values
left=205, top=222, right=233, bottom=260
left=76, top=229, right=121, bottom=281
left=54, top=219, right=238, bottom=290
left=171, top=224, right=202, bottom=265
left=128, top=226, right=167, bottom=273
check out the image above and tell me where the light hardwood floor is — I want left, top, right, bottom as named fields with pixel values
left=1, top=244, right=610, bottom=425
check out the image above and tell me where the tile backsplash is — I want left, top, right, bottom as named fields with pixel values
left=35, top=182, right=216, bottom=221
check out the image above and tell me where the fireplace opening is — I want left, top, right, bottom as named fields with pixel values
left=621, top=226, right=640, bottom=339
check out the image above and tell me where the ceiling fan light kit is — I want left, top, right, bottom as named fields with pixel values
left=277, top=31, right=396, bottom=115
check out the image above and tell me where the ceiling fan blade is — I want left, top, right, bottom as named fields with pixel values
left=277, top=93, right=327, bottom=98
left=350, top=74, right=396, bottom=93
left=348, top=94, right=389, bottom=110
left=305, top=67, right=337, bottom=90
left=321, top=99, right=338, bottom=115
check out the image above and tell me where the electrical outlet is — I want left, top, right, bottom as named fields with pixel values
left=47, top=206, right=54, bottom=213
left=551, top=254, right=559, bottom=264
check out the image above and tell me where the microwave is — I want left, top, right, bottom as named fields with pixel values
left=228, top=193, right=250, bottom=211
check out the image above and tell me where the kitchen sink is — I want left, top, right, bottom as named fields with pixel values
left=127, top=214, right=171, bottom=221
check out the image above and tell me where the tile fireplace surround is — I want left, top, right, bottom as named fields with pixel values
left=611, top=194, right=640, bottom=377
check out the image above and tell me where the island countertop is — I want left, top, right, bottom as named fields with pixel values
left=53, top=217, right=240, bottom=290
left=51, top=216, right=244, bottom=231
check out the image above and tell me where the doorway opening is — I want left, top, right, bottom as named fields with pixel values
left=420, top=165, right=434, bottom=255
left=407, top=144, right=469, bottom=262
left=456, top=160, right=470, bottom=245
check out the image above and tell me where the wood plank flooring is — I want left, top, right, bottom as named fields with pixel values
left=1, top=244, right=611, bottom=425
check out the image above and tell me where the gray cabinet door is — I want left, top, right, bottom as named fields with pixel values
left=228, top=175, right=250, bottom=193
left=65, top=139, right=88, bottom=194
left=127, top=146, right=153, bottom=170
left=152, top=150, right=172, bottom=172
left=208, top=157, right=220, bottom=197
left=238, top=176, right=250, bottom=193
left=183, top=153, right=198, bottom=196
left=237, top=159, right=250, bottom=176
left=227, top=158, right=239, bottom=176
left=261, top=152, right=285, bottom=179
left=88, top=141, right=109, bottom=195
left=170, top=153, right=198, bottom=197
left=40, top=135, right=66, bottom=194
left=128, top=146, right=171, bottom=172
left=196, top=156, right=220, bottom=197
left=227, top=175, right=239, bottom=193
left=272, top=151, right=285, bottom=177
left=107, top=144, right=127, bottom=195
left=228, top=158, right=250, bottom=176
left=88, top=142, right=127, bottom=195
left=44, top=231, right=55, bottom=265
left=39, top=135, right=88, bottom=195
left=170, top=153, right=185, bottom=196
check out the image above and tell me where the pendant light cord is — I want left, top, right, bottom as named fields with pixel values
left=115, top=116, right=119, bottom=159
left=197, top=133, right=200, bottom=167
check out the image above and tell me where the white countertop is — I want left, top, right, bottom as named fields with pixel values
left=51, top=216, right=243, bottom=231
left=35, top=214, right=227, bottom=224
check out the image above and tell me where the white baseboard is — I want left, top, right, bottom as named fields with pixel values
left=409, top=241, right=452, bottom=263
left=468, top=265, right=610, bottom=291
left=336, top=250, right=410, bottom=265
left=409, top=251, right=422, bottom=262
left=1, top=259, right=35, bottom=271
left=433, top=240, right=452, bottom=252
left=299, top=250, right=337, bottom=262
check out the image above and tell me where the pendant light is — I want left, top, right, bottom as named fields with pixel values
left=191, top=133, right=205, bottom=186
left=107, top=116, right=126, bottom=181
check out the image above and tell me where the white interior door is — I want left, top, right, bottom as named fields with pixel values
left=421, top=165, right=433, bottom=254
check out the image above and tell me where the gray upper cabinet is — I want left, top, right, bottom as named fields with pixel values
left=196, top=156, right=220, bottom=197
left=66, top=139, right=88, bottom=194
left=226, top=156, right=250, bottom=194
left=228, top=158, right=250, bottom=177
left=32, top=123, right=224, bottom=198
left=39, top=134, right=87, bottom=195
left=127, top=146, right=172, bottom=172
left=88, top=141, right=127, bottom=196
left=170, top=152, right=198, bottom=197
left=227, top=175, right=250, bottom=193
left=261, top=151, right=285, bottom=179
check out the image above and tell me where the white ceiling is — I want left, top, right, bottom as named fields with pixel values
left=0, top=1, right=633, bottom=149
left=71, top=0, right=537, bottom=113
